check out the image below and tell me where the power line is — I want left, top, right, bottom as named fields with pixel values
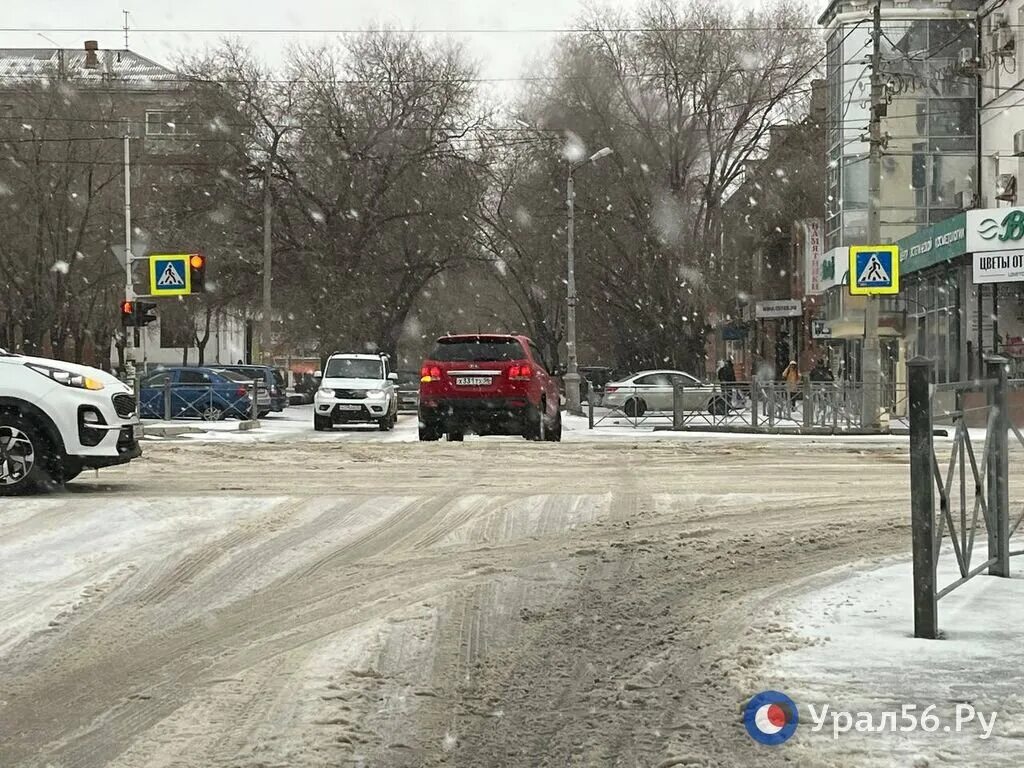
left=0, top=25, right=834, bottom=35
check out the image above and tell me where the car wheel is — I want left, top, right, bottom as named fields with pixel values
left=313, top=414, right=331, bottom=431
left=544, top=410, right=563, bottom=442
left=200, top=406, right=225, bottom=422
left=446, top=429, right=464, bottom=442
left=623, top=397, right=647, bottom=418
left=419, top=423, right=441, bottom=441
left=524, top=403, right=545, bottom=441
left=378, top=416, right=391, bottom=432
left=0, top=414, right=58, bottom=496
left=257, top=409, right=271, bottom=419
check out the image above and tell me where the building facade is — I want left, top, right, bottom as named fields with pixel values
left=816, top=0, right=981, bottom=385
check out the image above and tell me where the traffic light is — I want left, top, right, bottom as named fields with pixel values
left=189, top=253, right=206, bottom=292
left=136, top=301, right=158, bottom=326
left=119, top=300, right=158, bottom=327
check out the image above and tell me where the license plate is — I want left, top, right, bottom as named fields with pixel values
left=132, top=423, right=144, bottom=439
left=338, top=404, right=362, bottom=411
left=456, top=376, right=491, bottom=386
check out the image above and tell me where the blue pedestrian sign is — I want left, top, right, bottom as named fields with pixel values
left=149, top=254, right=193, bottom=296
left=849, top=245, right=899, bottom=295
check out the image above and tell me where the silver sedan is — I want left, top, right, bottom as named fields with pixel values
left=600, top=369, right=728, bottom=416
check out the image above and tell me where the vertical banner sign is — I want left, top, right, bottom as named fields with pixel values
left=802, top=219, right=824, bottom=296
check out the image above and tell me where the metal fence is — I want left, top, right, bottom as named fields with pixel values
left=139, top=380, right=261, bottom=422
left=585, top=386, right=675, bottom=429
left=669, top=381, right=908, bottom=434
left=908, top=355, right=1024, bottom=639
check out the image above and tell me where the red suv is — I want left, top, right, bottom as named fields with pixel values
left=418, top=334, right=562, bottom=442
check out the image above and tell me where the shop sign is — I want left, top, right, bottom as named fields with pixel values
left=800, top=219, right=824, bottom=295
left=972, top=250, right=1024, bottom=284
left=968, top=208, right=1024, bottom=252
left=755, top=299, right=803, bottom=318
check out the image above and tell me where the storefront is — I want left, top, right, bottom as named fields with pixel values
left=897, top=207, right=1024, bottom=380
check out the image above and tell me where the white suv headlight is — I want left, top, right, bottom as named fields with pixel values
left=366, top=389, right=385, bottom=397
left=318, top=387, right=334, bottom=397
left=26, top=363, right=105, bottom=391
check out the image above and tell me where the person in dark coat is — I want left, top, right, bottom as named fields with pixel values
left=809, top=358, right=833, bottom=383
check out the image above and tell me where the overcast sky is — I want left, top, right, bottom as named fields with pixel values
left=4, top=0, right=656, bottom=84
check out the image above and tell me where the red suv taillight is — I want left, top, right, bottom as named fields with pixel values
left=420, top=365, right=442, bottom=383
left=235, top=387, right=247, bottom=397
left=508, top=364, right=532, bottom=381
left=605, top=385, right=618, bottom=393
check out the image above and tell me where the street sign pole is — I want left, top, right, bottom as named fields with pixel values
left=862, top=0, right=884, bottom=430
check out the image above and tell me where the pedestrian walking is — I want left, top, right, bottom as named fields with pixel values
left=782, top=360, right=800, bottom=411
left=717, top=358, right=738, bottom=408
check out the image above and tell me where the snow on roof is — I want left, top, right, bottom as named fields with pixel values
left=0, top=47, right=181, bottom=90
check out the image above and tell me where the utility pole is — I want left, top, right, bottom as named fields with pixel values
left=123, top=131, right=138, bottom=366
left=564, top=146, right=613, bottom=415
left=261, top=157, right=273, bottom=366
left=565, top=165, right=581, bottom=414
left=862, top=0, right=884, bottom=430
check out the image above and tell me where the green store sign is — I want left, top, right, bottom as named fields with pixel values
left=898, top=213, right=967, bottom=275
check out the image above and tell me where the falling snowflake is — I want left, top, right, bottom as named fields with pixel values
left=50, top=260, right=69, bottom=274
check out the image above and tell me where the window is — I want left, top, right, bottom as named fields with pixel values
left=144, top=372, right=170, bottom=387
left=669, top=373, right=701, bottom=387
left=634, top=373, right=672, bottom=386
left=179, top=369, right=210, bottom=384
left=145, top=110, right=193, bottom=137
left=429, top=338, right=525, bottom=362
left=324, top=358, right=384, bottom=379
left=928, top=99, right=974, bottom=137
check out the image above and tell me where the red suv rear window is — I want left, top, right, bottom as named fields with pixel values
left=429, top=337, right=525, bottom=362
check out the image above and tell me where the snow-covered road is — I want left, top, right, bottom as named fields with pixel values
left=0, top=431, right=915, bottom=767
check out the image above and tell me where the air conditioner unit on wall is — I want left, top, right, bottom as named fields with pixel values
left=1015, top=130, right=1024, bottom=157
left=996, top=173, right=1018, bottom=202
left=955, top=191, right=977, bottom=210
left=997, top=26, right=1016, bottom=54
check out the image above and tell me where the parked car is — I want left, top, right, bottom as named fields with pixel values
left=0, top=350, right=143, bottom=495
left=139, top=367, right=269, bottom=421
left=213, top=364, right=288, bottom=416
left=601, top=369, right=728, bottom=417
left=418, top=334, right=561, bottom=442
left=313, top=353, right=399, bottom=431
left=395, top=370, right=421, bottom=412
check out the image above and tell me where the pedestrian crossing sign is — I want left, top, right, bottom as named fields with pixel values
left=849, top=245, right=899, bottom=295
left=149, top=254, right=192, bottom=296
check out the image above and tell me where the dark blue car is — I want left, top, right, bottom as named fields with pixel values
left=139, top=367, right=268, bottom=421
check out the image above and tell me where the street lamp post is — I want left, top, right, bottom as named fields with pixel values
left=565, top=146, right=613, bottom=415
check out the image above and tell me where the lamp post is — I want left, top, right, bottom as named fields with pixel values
left=565, top=146, right=614, bottom=415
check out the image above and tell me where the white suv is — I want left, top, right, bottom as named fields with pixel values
left=0, top=350, right=143, bottom=495
left=313, top=353, right=399, bottom=432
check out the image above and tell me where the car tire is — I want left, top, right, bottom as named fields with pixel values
left=200, top=406, right=225, bottom=422
left=257, top=409, right=271, bottom=419
left=313, top=414, right=331, bottom=431
left=378, top=416, right=391, bottom=432
left=446, top=429, right=464, bottom=442
left=623, top=397, right=647, bottom=418
left=0, top=413, right=59, bottom=496
left=524, top=403, right=545, bottom=441
left=545, top=410, right=563, bottom=442
left=418, top=423, right=442, bottom=441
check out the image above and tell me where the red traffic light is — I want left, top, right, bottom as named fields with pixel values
left=120, top=300, right=134, bottom=314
